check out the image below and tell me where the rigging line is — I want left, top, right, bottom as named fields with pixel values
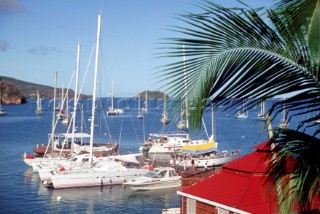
left=127, top=100, right=141, bottom=144
left=102, top=109, right=112, bottom=142
left=77, top=43, right=95, bottom=97
left=202, top=117, right=209, bottom=140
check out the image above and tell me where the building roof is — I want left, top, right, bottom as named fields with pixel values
left=178, top=141, right=278, bottom=213
left=178, top=141, right=320, bottom=213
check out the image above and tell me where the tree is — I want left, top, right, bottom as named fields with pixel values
left=158, top=0, right=320, bottom=212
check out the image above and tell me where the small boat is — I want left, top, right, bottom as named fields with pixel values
left=236, top=101, right=248, bottom=119
left=177, top=119, right=187, bottom=130
left=124, top=167, right=181, bottom=191
left=106, top=80, right=123, bottom=116
left=0, top=108, right=6, bottom=116
left=141, top=90, right=148, bottom=112
left=0, top=87, right=7, bottom=116
left=256, top=101, right=266, bottom=121
left=160, top=93, right=170, bottom=124
left=35, top=90, right=43, bottom=115
left=137, top=95, right=143, bottom=119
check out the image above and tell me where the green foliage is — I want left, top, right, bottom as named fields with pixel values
left=158, top=0, right=320, bottom=212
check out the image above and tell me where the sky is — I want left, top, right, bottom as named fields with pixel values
left=0, top=0, right=273, bottom=97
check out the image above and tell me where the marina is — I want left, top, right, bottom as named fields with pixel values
left=0, top=97, right=297, bottom=213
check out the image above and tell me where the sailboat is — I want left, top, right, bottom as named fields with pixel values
left=236, top=100, right=248, bottom=119
left=61, top=93, right=70, bottom=124
left=141, top=90, right=148, bottom=112
left=106, top=80, right=123, bottom=115
left=24, top=44, right=118, bottom=168
left=173, top=102, right=240, bottom=168
left=257, top=100, right=266, bottom=121
left=0, top=86, right=7, bottom=116
left=57, top=87, right=66, bottom=120
left=177, top=46, right=188, bottom=130
left=35, top=90, right=43, bottom=115
left=279, top=94, right=289, bottom=128
left=160, top=93, right=170, bottom=124
left=137, top=95, right=143, bottom=119
left=45, top=15, right=146, bottom=189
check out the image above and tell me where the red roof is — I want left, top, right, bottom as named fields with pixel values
left=179, top=141, right=320, bottom=213
left=179, top=141, right=279, bottom=213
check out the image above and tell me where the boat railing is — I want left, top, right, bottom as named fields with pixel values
left=180, top=167, right=222, bottom=188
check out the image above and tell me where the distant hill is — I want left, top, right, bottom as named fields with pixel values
left=0, top=76, right=167, bottom=104
left=136, top=90, right=168, bottom=99
left=0, top=76, right=89, bottom=104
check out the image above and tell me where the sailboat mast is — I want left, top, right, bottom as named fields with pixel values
left=210, top=101, right=215, bottom=142
left=71, top=43, right=81, bottom=153
left=111, top=79, right=114, bottom=109
left=145, top=90, right=147, bottom=111
left=89, top=14, right=101, bottom=167
left=51, top=72, right=57, bottom=155
left=183, top=45, right=189, bottom=131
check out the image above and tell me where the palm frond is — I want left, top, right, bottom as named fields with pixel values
left=266, top=128, right=320, bottom=213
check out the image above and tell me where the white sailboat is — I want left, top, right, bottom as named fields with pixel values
left=160, top=93, right=170, bottom=124
left=106, top=80, right=123, bottom=115
left=57, top=87, right=66, bottom=120
left=173, top=102, right=240, bottom=168
left=61, top=93, right=70, bottom=124
left=137, top=95, right=143, bottom=119
left=177, top=45, right=188, bottom=130
left=236, top=100, right=248, bottom=119
left=257, top=100, right=267, bottom=121
left=141, top=90, right=148, bottom=112
left=35, top=90, right=43, bottom=115
left=46, top=15, right=146, bottom=189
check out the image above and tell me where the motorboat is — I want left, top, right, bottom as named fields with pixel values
left=124, top=167, right=181, bottom=191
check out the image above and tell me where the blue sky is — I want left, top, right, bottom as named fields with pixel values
left=0, top=0, right=273, bottom=97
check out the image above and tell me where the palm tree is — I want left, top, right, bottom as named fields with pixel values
left=158, top=0, right=320, bottom=212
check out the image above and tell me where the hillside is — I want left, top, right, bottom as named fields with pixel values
left=0, top=76, right=89, bottom=104
left=136, top=90, right=168, bottom=99
left=0, top=76, right=167, bottom=104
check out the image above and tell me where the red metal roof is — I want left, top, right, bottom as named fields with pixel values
left=179, top=141, right=278, bottom=213
left=179, top=141, right=320, bottom=213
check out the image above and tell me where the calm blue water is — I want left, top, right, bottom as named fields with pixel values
left=0, top=98, right=306, bottom=213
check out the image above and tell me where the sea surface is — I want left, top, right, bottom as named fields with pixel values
left=0, top=97, right=307, bottom=214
